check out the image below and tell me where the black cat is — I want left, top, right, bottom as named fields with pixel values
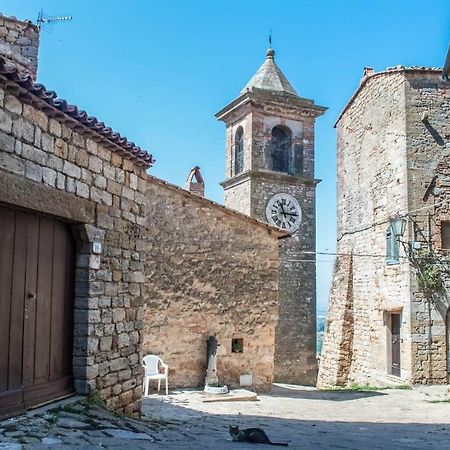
left=229, top=425, right=288, bottom=446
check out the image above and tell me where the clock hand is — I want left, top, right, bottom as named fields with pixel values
left=284, top=212, right=298, bottom=217
left=280, top=205, right=288, bottom=218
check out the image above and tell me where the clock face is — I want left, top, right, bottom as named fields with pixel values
left=265, top=193, right=302, bottom=232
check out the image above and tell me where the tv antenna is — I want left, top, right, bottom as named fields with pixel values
left=36, top=9, right=72, bottom=30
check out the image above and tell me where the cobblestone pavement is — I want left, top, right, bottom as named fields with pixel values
left=1, top=385, right=450, bottom=449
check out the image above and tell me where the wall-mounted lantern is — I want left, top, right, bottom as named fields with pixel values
left=390, top=217, right=407, bottom=238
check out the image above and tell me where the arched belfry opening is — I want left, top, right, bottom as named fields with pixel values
left=234, top=127, right=244, bottom=175
left=270, top=125, right=291, bottom=173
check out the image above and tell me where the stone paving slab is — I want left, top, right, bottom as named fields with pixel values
left=141, top=384, right=450, bottom=449
left=0, top=385, right=449, bottom=448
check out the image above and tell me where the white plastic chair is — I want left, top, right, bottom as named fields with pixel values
left=142, top=355, right=169, bottom=396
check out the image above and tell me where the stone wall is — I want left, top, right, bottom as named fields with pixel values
left=0, top=85, right=148, bottom=415
left=318, top=68, right=450, bottom=387
left=0, top=15, right=39, bottom=80
left=318, top=70, right=412, bottom=387
left=404, top=72, right=450, bottom=384
left=251, top=108, right=318, bottom=384
left=220, top=93, right=324, bottom=385
left=143, top=178, right=282, bottom=391
left=317, top=255, right=354, bottom=387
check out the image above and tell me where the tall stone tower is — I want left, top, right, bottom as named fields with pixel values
left=216, top=48, right=326, bottom=384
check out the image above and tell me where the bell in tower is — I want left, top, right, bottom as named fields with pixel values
left=216, top=48, right=326, bottom=384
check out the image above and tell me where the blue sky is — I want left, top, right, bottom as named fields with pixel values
left=3, top=0, right=449, bottom=310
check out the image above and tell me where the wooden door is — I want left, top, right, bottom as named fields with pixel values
left=390, top=313, right=401, bottom=377
left=0, top=205, right=75, bottom=419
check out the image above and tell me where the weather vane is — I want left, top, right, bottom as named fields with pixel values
left=269, top=29, right=273, bottom=48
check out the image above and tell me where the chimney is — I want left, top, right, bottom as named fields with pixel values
left=0, top=14, right=40, bottom=80
left=360, top=67, right=374, bottom=84
left=185, top=166, right=205, bottom=197
left=363, top=67, right=374, bottom=77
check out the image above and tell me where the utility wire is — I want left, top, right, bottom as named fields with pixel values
left=337, top=200, right=445, bottom=242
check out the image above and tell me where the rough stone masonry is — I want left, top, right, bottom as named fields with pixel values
left=143, top=176, right=285, bottom=391
left=318, top=66, right=450, bottom=388
left=0, top=46, right=151, bottom=414
left=217, top=49, right=326, bottom=384
left=0, top=13, right=39, bottom=80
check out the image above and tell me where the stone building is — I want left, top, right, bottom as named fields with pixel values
left=143, top=175, right=286, bottom=391
left=0, top=15, right=289, bottom=418
left=216, top=48, right=326, bottom=384
left=0, top=41, right=152, bottom=416
left=318, top=66, right=450, bottom=387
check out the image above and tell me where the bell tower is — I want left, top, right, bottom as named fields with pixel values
left=216, top=48, right=326, bottom=384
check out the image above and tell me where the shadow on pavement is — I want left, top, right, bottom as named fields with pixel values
left=268, top=384, right=387, bottom=401
left=142, top=394, right=450, bottom=450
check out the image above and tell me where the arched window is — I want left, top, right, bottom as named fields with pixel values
left=271, top=126, right=291, bottom=173
left=234, top=127, right=244, bottom=175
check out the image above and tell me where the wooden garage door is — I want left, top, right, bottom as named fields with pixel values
left=0, top=205, right=75, bottom=419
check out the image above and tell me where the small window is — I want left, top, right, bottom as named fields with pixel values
left=271, top=126, right=291, bottom=173
left=234, top=127, right=244, bottom=175
left=441, top=221, right=450, bottom=249
left=231, top=338, right=243, bottom=353
left=386, top=226, right=400, bottom=265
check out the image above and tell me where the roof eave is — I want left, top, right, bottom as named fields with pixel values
left=216, top=89, right=327, bottom=122
left=215, top=92, right=252, bottom=121
left=147, top=174, right=289, bottom=238
left=335, top=67, right=443, bottom=128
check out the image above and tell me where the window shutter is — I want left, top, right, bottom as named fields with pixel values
left=386, top=228, right=393, bottom=262
left=386, top=226, right=400, bottom=265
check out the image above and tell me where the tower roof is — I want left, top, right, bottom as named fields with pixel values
left=241, top=48, right=298, bottom=96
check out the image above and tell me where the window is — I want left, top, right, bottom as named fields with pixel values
left=386, top=226, right=400, bottom=265
left=271, top=126, right=291, bottom=173
left=234, top=127, right=244, bottom=175
left=231, top=338, right=243, bottom=353
left=441, top=221, right=450, bottom=249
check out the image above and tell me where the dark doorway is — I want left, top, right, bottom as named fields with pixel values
left=0, top=205, right=75, bottom=419
left=390, top=313, right=401, bottom=377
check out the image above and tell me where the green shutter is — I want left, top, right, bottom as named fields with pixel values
left=386, top=226, right=400, bottom=265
